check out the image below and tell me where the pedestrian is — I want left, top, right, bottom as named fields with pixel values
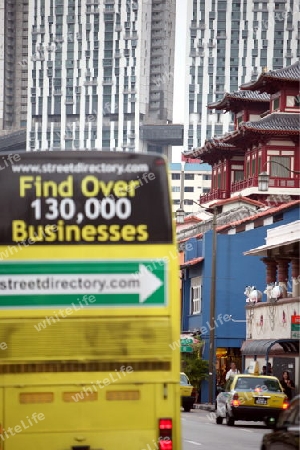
left=261, top=365, right=267, bottom=375
left=266, top=362, right=273, bottom=375
left=280, top=371, right=295, bottom=400
left=225, top=362, right=240, bottom=380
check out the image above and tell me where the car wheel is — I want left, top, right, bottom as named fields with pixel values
left=226, top=412, right=234, bottom=426
left=184, top=406, right=191, bottom=412
left=216, top=416, right=223, bottom=425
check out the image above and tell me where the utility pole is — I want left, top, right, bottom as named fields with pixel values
left=208, top=206, right=217, bottom=404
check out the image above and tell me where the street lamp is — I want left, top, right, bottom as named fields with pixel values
left=176, top=202, right=185, bottom=224
left=257, top=171, right=269, bottom=192
left=175, top=162, right=217, bottom=404
left=258, top=161, right=300, bottom=191
left=175, top=200, right=210, bottom=223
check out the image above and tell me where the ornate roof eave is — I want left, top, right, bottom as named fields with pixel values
left=241, top=126, right=300, bottom=136
left=222, top=129, right=269, bottom=148
left=241, top=80, right=299, bottom=95
left=222, top=112, right=300, bottom=146
left=240, top=62, right=300, bottom=94
left=223, top=128, right=299, bottom=149
left=183, top=138, right=236, bottom=156
left=184, top=140, right=244, bottom=165
left=207, top=91, right=270, bottom=112
left=241, top=113, right=300, bottom=135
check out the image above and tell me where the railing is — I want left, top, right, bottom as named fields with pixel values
left=199, top=189, right=229, bottom=204
left=231, top=176, right=300, bottom=192
left=268, top=178, right=300, bottom=188
left=231, top=177, right=258, bottom=192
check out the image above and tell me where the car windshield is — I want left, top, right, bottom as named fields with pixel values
left=235, top=377, right=282, bottom=392
left=180, top=374, right=190, bottom=384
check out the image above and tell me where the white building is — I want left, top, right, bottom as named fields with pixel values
left=0, top=0, right=29, bottom=133
left=242, top=220, right=300, bottom=389
left=181, top=0, right=300, bottom=150
left=25, top=0, right=182, bottom=155
left=170, top=162, right=212, bottom=215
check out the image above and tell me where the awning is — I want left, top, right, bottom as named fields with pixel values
left=244, top=237, right=299, bottom=256
left=180, top=256, right=204, bottom=268
left=241, top=338, right=299, bottom=355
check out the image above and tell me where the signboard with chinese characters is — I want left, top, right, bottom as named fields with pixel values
left=291, top=315, right=300, bottom=339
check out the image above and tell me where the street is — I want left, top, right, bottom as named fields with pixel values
left=182, top=409, right=268, bottom=450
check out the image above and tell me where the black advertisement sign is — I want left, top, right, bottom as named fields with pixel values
left=0, top=152, right=173, bottom=245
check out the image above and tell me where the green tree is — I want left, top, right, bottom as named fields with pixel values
left=181, top=341, right=209, bottom=388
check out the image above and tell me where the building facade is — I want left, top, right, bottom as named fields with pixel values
left=178, top=199, right=300, bottom=403
left=5, top=0, right=181, bottom=155
left=242, top=219, right=300, bottom=385
left=0, top=0, right=29, bottom=133
left=170, top=162, right=212, bottom=215
left=183, top=0, right=300, bottom=150
left=177, top=62, right=300, bottom=403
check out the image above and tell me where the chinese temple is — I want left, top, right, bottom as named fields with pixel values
left=182, top=61, right=300, bottom=206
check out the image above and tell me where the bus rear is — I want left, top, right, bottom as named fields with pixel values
left=0, top=151, right=181, bottom=450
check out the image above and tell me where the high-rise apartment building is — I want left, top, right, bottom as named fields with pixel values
left=0, top=0, right=29, bottom=133
left=25, top=0, right=182, bottom=155
left=183, top=0, right=300, bottom=150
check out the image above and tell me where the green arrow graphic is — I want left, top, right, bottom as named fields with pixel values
left=0, top=260, right=166, bottom=308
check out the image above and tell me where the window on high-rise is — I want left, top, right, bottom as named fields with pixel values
left=215, top=125, right=223, bottom=135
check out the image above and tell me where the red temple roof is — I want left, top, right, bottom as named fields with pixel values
left=182, top=138, right=236, bottom=160
left=222, top=113, right=300, bottom=145
left=241, top=113, right=300, bottom=134
left=208, top=90, right=270, bottom=112
left=217, top=200, right=300, bottom=232
left=208, top=196, right=265, bottom=209
left=240, top=61, right=300, bottom=93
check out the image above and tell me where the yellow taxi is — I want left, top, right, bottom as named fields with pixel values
left=180, top=372, right=196, bottom=412
left=216, top=373, right=289, bottom=427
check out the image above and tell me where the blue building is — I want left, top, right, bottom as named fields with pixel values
left=178, top=199, right=300, bottom=403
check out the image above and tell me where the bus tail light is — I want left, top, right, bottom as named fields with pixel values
left=231, top=393, right=240, bottom=407
left=159, top=418, right=172, bottom=450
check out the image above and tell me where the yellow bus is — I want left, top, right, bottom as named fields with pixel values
left=0, top=151, right=181, bottom=450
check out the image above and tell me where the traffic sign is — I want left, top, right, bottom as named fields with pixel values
left=180, top=345, right=193, bottom=353
left=180, top=338, right=194, bottom=345
left=0, top=260, right=166, bottom=308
